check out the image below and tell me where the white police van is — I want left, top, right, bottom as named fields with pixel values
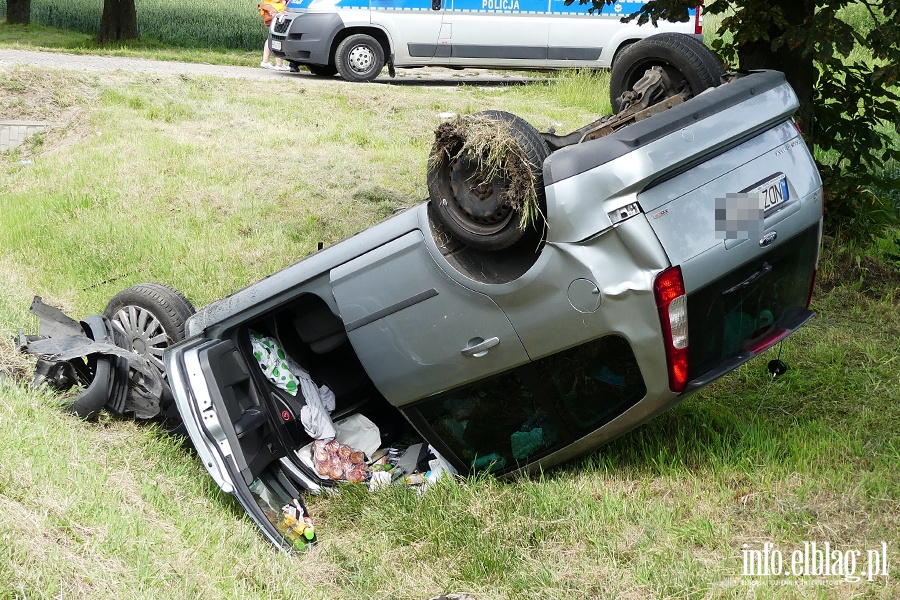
left=269, top=0, right=703, bottom=82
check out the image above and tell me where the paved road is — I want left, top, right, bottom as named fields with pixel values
left=0, top=48, right=536, bottom=86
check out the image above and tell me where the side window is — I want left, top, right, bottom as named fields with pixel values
left=534, top=335, right=646, bottom=438
left=413, top=372, right=562, bottom=474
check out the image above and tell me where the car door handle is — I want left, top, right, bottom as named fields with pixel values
left=460, top=337, right=500, bottom=357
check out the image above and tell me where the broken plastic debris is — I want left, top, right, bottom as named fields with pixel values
left=19, top=297, right=164, bottom=419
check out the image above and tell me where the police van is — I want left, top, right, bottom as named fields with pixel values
left=269, top=0, right=703, bottom=82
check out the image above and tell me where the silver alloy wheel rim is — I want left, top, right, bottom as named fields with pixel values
left=347, top=44, right=375, bottom=73
left=110, top=306, right=169, bottom=378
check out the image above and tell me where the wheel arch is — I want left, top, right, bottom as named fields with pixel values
left=329, top=26, right=392, bottom=64
left=609, top=38, right=640, bottom=68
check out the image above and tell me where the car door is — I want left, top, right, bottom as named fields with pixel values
left=370, top=0, right=450, bottom=64
left=443, top=0, right=549, bottom=67
left=330, top=230, right=531, bottom=406
left=546, top=0, right=629, bottom=67
left=166, top=337, right=319, bottom=550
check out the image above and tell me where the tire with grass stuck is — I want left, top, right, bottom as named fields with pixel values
left=609, top=33, right=724, bottom=113
left=427, top=110, right=551, bottom=251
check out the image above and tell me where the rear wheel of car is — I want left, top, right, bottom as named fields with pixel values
left=609, top=33, right=724, bottom=113
left=307, top=63, right=337, bottom=77
left=427, top=110, right=551, bottom=251
left=335, top=34, right=385, bottom=82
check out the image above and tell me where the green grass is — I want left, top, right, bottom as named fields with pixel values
left=1, top=61, right=898, bottom=599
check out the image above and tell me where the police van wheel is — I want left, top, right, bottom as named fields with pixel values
left=610, top=33, right=724, bottom=112
left=427, top=110, right=551, bottom=252
left=307, top=63, right=337, bottom=77
left=335, top=34, right=385, bottom=82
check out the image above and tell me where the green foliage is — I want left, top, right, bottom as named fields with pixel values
left=574, top=0, right=900, bottom=240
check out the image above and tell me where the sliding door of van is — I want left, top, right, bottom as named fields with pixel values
left=330, top=230, right=531, bottom=407
left=546, top=0, right=617, bottom=67
left=372, top=0, right=450, bottom=65
left=546, top=1, right=696, bottom=68
left=444, top=0, right=549, bottom=67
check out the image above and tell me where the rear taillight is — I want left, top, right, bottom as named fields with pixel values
left=654, top=266, right=689, bottom=393
left=694, top=2, right=703, bottom=35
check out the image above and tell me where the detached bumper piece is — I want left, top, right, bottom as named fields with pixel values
left=18, top=297, right=165, bottom=420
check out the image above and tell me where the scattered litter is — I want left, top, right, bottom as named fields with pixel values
left=250, top=478, right=317, bottom=551
left=18, top=159, right=32, bottom=165
left=437, top=112, right=457, bottom=119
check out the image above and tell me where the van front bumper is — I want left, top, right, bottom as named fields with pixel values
left=270, top=12, right=343, bottom=66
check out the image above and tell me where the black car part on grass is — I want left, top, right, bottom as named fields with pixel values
left=18, top=297, right=166, bottom=420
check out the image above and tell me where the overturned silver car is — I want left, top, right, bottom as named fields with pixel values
left=101, top=38, right=823, bottom=550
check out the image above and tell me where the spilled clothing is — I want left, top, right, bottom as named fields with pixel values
left=250, top=331, right=336, bottom=440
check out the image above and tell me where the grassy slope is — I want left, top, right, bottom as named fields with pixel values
left=1, top=63, right=898, bottom=599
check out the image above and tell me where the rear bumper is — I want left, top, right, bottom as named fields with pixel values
left=683, top=308, right=814, bottom=393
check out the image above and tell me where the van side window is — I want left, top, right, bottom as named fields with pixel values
left=414, top=372, right=562, bottom=474
left=534, top=335, right=647, bottom=438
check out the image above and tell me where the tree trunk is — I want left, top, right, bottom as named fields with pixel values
left=6, top=0, right=31, bottom=25
left=97, top=0, right=139, bottom=43
left=737, top=1, right=817, bottom=147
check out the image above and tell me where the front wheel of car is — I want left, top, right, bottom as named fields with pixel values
left=334, top=34, right=385, bottom=82
left=105, top=283, right=195, bottom=430
left=609, top=33, right=724, bottom=113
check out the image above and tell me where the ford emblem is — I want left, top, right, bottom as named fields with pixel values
left=759, top=231, right=778, bottom=247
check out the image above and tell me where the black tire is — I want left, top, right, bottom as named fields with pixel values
left=307, top=63, right=337, bottom=77
left=427, top=110, right=551, bottom=251
left=610, top=33, right=723, bottom=112
left=65, top=354, right=114, bottom=420
left=610, top=40, right=636, bottom=69
left=104, top=283, right=195, bottom=380
left=334, top=34, right=385, bottom=82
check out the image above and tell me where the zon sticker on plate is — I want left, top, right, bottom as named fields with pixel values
left=744, top=173, right=790, bottom=213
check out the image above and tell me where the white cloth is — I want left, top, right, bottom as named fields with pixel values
left=249, top=331, right=336, bottom=440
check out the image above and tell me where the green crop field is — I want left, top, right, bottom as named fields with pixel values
left=0, top=0, right=266, bottom=50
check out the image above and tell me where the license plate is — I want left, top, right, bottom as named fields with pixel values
left=751, top=173, right=789, bottom=212
left=271, top=40, right=282, bottom=51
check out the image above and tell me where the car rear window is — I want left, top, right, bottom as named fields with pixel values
left=687, top=224, right=819, bottom=380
